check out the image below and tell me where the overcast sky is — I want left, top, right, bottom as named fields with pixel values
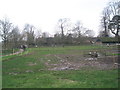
left=0, top=0, right=110, bottom=36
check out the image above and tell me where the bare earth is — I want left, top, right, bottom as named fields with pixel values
left=44, top=53, right=119, bottom=71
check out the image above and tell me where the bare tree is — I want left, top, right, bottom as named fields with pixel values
left=100, top=13, right=109, bottom=37
left=57, top=18, right=70, bottom=38
left=108, top=1, right=120, bottom=16
left=72, top=21, right=83, bottom=38
left=24, top=24, right=35, bottom=47
left=57, top=18, right=72, bottom=46
left=100, top=0, right=120, bottom=37
left=34, top=29, right=42, bottom=46
left=0, top=18, right=13, bottom=49
left=9, top=26, right=21, bottom=48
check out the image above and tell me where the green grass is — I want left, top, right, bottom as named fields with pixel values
left=2, top=49, right=19, bottom=55
left=2, top=48, right=30, bottom=61
left=112, top=53, right=120, bottom=56
left=3, top=70, right=118, bottom=88
left=2, top=45, right=119, bottom=88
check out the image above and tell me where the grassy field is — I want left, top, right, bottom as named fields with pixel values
left=2, top=45, right=119, bottom=88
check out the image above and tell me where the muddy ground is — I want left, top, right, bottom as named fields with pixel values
left=44, top=50, right=119, bottom=71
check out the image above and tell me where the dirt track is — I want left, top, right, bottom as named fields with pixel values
left=1, top=49, right=24, bottom=57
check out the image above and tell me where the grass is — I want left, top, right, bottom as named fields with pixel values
left=2, top=45, right=119, bottom=88
left=3, top=70, right=118, bottom=88
left=2, top=49, right=19, bottom=55
left=2, top=48, right=30, bottom=61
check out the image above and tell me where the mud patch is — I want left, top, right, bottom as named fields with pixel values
left=44, top=54, right=118, bottom=71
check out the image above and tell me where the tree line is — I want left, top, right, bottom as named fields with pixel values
left=0, top=0, right=120, bottom=49
left=0, top=18, right=96, bottom=49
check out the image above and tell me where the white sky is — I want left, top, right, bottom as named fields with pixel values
left=0, top=0, right=110, bottom=36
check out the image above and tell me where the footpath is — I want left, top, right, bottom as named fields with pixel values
left=1, top=49, right=24, bottom=57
